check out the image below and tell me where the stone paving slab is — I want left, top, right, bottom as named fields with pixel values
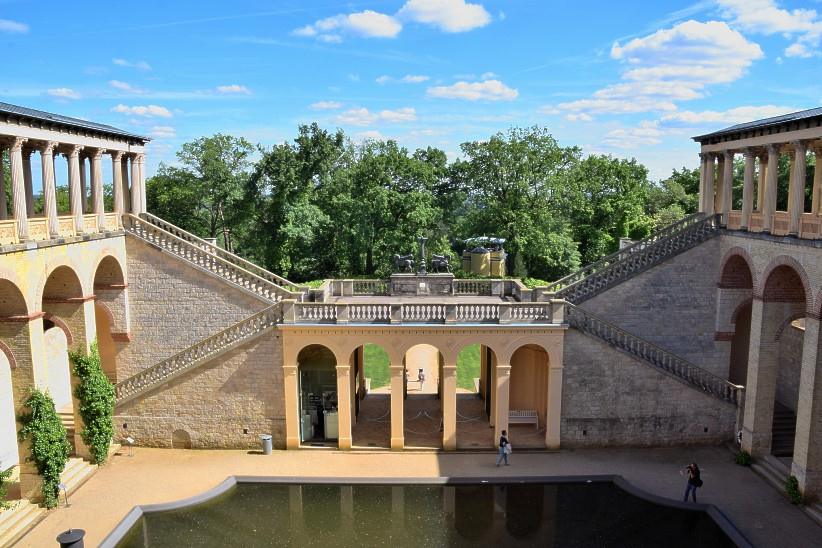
left=17, top=445, right=822, bottom=547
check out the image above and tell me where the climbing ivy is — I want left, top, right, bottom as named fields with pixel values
left=786, top=475, right=804, bottom=505
left=18, top=389, right=70, bottom=508
left=70, top=341, right=115, bottom=465
left=0, top=465, right=13, bottom=510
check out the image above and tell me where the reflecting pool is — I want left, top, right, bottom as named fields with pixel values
left=116, top=480, right=741, bottom=547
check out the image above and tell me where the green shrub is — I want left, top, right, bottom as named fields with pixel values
left=70, top=341, right=115, bottom=465
left=18, top=389, right=70, bottom=508
left=522, top=277, right=550, bottom=289
left=734, top=450, right=751, bottom=466
left=786, top=475, right=803, bottom=505
left=0, top=465, right=13, bottom=510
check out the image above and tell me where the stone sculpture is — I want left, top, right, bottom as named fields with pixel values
left=393, top=254, right=415, bottom=273
left=431, top=253, right=451, bottom=273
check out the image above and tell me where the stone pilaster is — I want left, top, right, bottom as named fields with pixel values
left=9, top=137, right=29, bottom=240
left=39, top=141, right=59, bottom=237
left=792, top=316, right=822, bottom=500
left=494, top=363, right=511, bottom=444
left=788, top=141, right=807, bottom=235
left=763, top=145, right=779, bottom=232
left=283, top=364, right=299, bottom=449
left=442, top=364, right=457, bottom=450
left=65, top=146, right=84, bottom=233
left=546, top=358, right=564, bottom=450
left=741, top=149, right=755, bottom=229
left=390, top=364, right=405, bottom=449
left=336, top=364, right=352, bottom=449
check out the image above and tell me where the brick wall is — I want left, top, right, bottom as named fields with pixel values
left=561, top=329, right=737, bottom=447
left=115, top=332, right=285, bottom=449
left=776, top=323, right=803, bottom=411
left=118, top=236, right=269, bottom=379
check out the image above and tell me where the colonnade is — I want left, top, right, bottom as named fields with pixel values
left=699, top=141, right=822, bottom=237
left=0, top=137, right=146, bottom=243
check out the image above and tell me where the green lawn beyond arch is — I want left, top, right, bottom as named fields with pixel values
left=363, top=343, right=480, bottom=390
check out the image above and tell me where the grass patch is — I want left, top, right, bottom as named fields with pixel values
left=457, top=344, right=480, bottom=390
left=364, top=344, right=390, bottom=388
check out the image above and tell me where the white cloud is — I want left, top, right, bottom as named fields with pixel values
left=150, top=125, right=176, bottom=138
left=718, top=1, right=822, bottom=58
left=376, top=74, right=430, bottom=84
left=109, top=80, right=145, bottom=93
left=398, top=0, right=491, bottom=33
left=113, top=58, right=152, bottom=71
left=661, top=105, right=796, bottom=125
left=310, top=100, right=343, bottom=110
left=565, top=113, right=593, bottom=122
left=216, top=84, right=251, bottom=94
left=111, top=104, right=172, bottom=118
left=601, top=121, right=666, bottom=148
left=47, top=88, right=81, bottom=100
left=545, top=20, right=763, bottom=118
left=427, top=79, right=518, bottom=101
left=294, top=10, right=401, bottom=41
left=479, top=71, right=498, bottom=80
left=336, top=107, right=417, bottom=126
left=0, top=19, right=28, bottom=33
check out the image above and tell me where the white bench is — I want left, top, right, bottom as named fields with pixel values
left=509, top=410, right=538, bottom=429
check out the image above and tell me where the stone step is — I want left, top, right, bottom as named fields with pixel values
left=751, top=454, right=790, bottom=493
left=59, top=457, right=96, bottom=497
left=804, top=502, right=822, bottom=528
left=0, top=499, right=47, bottom=548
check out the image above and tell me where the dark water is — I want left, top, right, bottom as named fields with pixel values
left=117, top=481, right=737, bottom=547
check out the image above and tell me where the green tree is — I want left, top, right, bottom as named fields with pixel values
left=648, top=166, right=700, bottom=229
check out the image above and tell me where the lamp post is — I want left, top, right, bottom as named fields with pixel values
left=417, top=236, right=428, bottom=276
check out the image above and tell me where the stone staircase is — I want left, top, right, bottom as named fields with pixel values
left=123, top=213, right=305, bottom=303
left=114, top=303, right=283, bottom=405
left=57, top=407, right=76, bottom=454
left=771, top=402, right=797, bottom=457
left=545, top=213, right=720, bottom=303
left=60, top=457, right=96, bottom=496
left=0, top=499, right=46, bottom=547
left=566, top=303, right=742, bottom=405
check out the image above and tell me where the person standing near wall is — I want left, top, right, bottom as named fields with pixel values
left=681, top=462, right=702, bottom=502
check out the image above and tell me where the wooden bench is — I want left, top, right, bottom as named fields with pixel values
left=509, top=410, right=538, bottom=429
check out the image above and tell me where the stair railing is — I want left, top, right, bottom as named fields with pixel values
left=123, top=214, right=303, bottom=302
left=566, top=303, right=742, bottom=405
left=114, top=304, right=283, bottom=405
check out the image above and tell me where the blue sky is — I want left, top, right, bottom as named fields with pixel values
left=1, top=0, right=821, bottom=181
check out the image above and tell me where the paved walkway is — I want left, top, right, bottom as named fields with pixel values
left=18, top=445, right=822, bottom=547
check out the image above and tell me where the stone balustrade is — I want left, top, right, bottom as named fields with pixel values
left=324, top=277, right=536, bottom=301
left=281, top=299, right=565, bottom=325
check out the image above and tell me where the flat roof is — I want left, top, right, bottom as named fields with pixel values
left=692, top=107, right=822, bottom=142
left=0, top=101, right=149, bottom=143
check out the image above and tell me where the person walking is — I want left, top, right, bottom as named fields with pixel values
left=495, top=430, right=510, bottom=466
left=681, top=462, right=702, bottom=502
left=418, top=368, right=426, bottom=392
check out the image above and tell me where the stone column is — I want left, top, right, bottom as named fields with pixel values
left=705, top=155, right=716, bottom=214
left=714, top=153, right=725, bottom=216
left=494, top=363, right=511, bottom=444
left=111, top=151, right=124, bottom=225
left=336, top=364, right=352, bottom=450
left=757, top=152, right=768, bottom=212
left=721, top=150, right=733, bottom=225
left=0, top=145, right=7, bottom=220
left=698, top=152, right=709, bottom=213
left=792, top=316, right=822, bottom=499
left=22, top=148, right=34, bottom=216
left=79, top=156, right=88, bottom=214
left=9, top=137, right=29, bottom=240
left=66, top=146, right=85, bottom=233
left=788, top=141, right=807, bottom=235
left=442, top=364, right=457, bottom=451
left=390, top=364, right=405, bottom=450
left=121, top=155, right=131, bottom=214
left=39, top=141, right=59, bottom=238
left=283, top=364, right=299, bottom=449
left=90, top=148, right=106, bottom=229
left=546, top=360, right=563, bottom=450
left=812, top=148, right=822, bottom=215
left=130, top=154, right=142, bottom=214
left=741, top=149, right=756, bottom=229
left=138, top=154, right=147, bottom=213
left=762, top=145, right=779, bottom=232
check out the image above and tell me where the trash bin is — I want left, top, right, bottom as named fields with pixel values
left=260, top=434, right=272, bottom=455
left=56, top=528, right=85, bottom=548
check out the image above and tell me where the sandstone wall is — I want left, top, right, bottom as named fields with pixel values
left=115, top=332, right=285, bottom=449
left=561, top=329, right=737, bottom=447
left=118, top=235, right=269, bottom=378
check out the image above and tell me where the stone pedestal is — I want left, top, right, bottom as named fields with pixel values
left=390, top=273, right=454, bottom=296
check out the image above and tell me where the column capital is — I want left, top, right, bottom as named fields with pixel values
left=110, top=150, right=125, bottom=161
left=791, top=140, right=808, bottom=153
left=698, top=151, right=710, bottom=161
left=766, top=143, right=780, bottom=155
left=63, top=144, right=84, bottom=158
left=723, top=149, right=734, bottom=160
left=743, top=147, right=757, bottom=159
left=10, top=137, right=27, bottom=152
left=37, top=141, right=59, bottom=154
left=89, top=147, right=107, bottom=160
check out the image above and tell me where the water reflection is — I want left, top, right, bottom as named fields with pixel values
left=119, top=481, right=736, bottom=548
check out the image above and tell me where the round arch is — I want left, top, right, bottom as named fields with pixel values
left=756, top=256, right=812, bottom=308
left=508, top=343, right=552, bottom=448
left=0, top=278, right=28, bottom=318
left=41, top=265, right=84, bottom=306
left=719, top=247, right=756, bottom=289
left=296, top=344, right=339, bottom=445
left=92, top=254, right=126, bottom=288
left=0, top=348, right=18, bottom=467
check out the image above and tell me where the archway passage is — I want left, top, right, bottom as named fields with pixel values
left=455, top=344, right=493, bottom=449
left=297, top=345, right=338, bottom=446
left=93, top=255, right=127, bottom=384
left=0, top=350, right=18, bottom=470
left=719, top=253, right=754, bottom=385
left=0, top=279, right=27, bottom=488
left=728, top=302, right=752, bottom=385
left=351, top=343, right=391, bottom=449
left=509, top=344, right=550, bottom=448
left=94, top=303, right=117, bottom=383
left=402, top=344, right=443, bottom=449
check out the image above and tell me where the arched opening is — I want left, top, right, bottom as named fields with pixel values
left=719, top=253, right=754, bottom=384
left=171, top=429, right=192, bottom=449
left=93, top=256, right=126, bottom=384
left=0, top=280, right=27, bottom=500
left=0, top=349, right=18, bottom=470
left=455, top=344, right=494, bottom=449
left=509, top=344, right=550, bottom=449
left=297, top=344, right=338, bottom=446
left=729, top=301, right=752, bottom=385
left=403, top=343, right=444, bottom=449
left=94, top=303, right=117, bottom=383
left=351, top=343, right=392, bottom=449
left=43, top=319, right=72, bottom=411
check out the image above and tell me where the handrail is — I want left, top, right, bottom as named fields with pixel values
left=115, top=304, right=282, bottom=405
left=545, top=213, right=719, bottom=302
left=124, top=214, right=302, bottom=302
left=566, top=303, right=742, bottom=405
left=138, top=212, right=305, bottom=294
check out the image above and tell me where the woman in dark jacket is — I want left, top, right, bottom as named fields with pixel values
left=681, top=462, right=702, bottom=502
